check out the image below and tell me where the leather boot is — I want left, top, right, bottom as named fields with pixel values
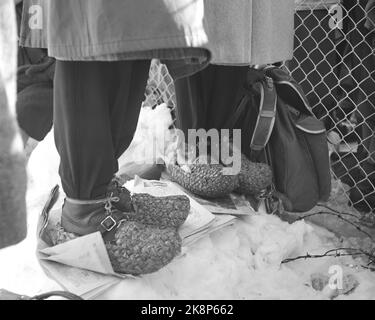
left=61, top=176, right=133, bottom=236
left=61, top=196, right=126, bottom=237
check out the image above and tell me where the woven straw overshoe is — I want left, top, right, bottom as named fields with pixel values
left=236, top=154, right=273, bottom=195
left=168, top=163, right=239, bottom=198
left=131, top=193, right=190, bottom=229
left=50, top=221, right=182, bottom=275
left=106, top=222, right=181, bottom=275
left=47, top=193, right=190, bottom=275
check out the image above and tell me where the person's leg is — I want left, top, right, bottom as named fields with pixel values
left=174, top=64, right=249, bottom=136
left=174, top=66, right=210, bottom=138
left=174, top=64, right=249, bottom=163
left=109, top=61, right=151, bottom=159
left=54, top=60, right=114, bottom=200
left=54, top=60, right=150, bottom=236
left=204, top=65, right=249, bottom=130
left=54, top=60, right=150, bottom=200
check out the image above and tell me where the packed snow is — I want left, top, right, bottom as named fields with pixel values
left=1, top=104, right=375, bottom=300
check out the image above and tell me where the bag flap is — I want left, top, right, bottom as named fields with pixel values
left=265, top=67, right=314, bottom=116
left=294, top=116, right=326, bottom=134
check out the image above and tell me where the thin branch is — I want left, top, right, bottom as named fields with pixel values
left=361, top=265, right=375, bottom=272
left=296, top=211, right=374, bottom=241
left=317, top=204, right=362, bottom=222
left=281, top=247, right=375, bottom=265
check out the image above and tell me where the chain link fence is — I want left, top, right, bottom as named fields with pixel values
left=144, top=0, right=375, bottom=214
left=288, top=0, right=374, bottom=214
left=144, top=60, right=176, bottom=109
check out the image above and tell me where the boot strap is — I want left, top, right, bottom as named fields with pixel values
left=65, top=195, right=125, bottom=236
left=100, top=215, right=121, bottom=233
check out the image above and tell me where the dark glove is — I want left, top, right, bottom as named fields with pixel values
left=17, top=57, right=55, bottom=92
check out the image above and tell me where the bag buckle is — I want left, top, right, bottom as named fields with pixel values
left=252, top=188, right=272, bottom=212
left=259, top=110, right=276, bottom=118
left=258, top=184, right=284, bottom=215
left=265, top=76, right=274, bottom=90
left=265, top=196, right=283, bottom=215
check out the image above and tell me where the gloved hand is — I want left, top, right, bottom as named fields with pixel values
left=17, top=57, right=55, bottom=91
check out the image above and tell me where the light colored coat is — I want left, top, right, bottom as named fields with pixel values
left=20, top=0, right=295, bottom=66
left=20, top=0, right=209, bottom=60
left=204, top=0, right=295, bottom=65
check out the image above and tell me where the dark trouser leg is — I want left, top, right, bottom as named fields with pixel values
left=54, top=60, right=150, bottom=200
left=174, top=64, right=249, bottom=137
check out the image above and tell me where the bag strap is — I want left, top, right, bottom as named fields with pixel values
left=249, top=76, right=277, bottom=152
left=223, top=69, right=277, bottom=157
left=224, top=94, right=251, bottom=130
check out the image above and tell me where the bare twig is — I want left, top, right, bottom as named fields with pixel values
left=361, top=265, right=375, bottom=272
left=317, top=204, right=362, bottom=222
left=281, top=247, right=375, bottom=265
left=296, top=210, right=374, bottom=241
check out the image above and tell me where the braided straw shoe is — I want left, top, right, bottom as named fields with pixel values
left=51, top=221, right=182, bottom=275
left=236, top=154, right=273, bottom=195
left=130, top=193, right=190, bottom=229
left=48, top=193, right=190, bottom=275
left=168, top=163, right=239, bottom=198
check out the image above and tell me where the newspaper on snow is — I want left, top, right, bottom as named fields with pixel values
left=36, top=177, right=237, bottom=299
left=161, top=172, right=255, bottom=216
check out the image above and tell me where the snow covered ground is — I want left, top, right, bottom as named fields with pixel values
left=1, top=105, right=375, bottom=300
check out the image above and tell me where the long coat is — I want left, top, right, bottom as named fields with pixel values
left=20, top=0, right=294, bottom=66
left=20, top=0, right=209, bottom=60
left=204, top=0, right=295, bottom=65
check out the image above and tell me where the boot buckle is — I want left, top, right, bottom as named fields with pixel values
left=100, top=216, right=117, bottom=232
